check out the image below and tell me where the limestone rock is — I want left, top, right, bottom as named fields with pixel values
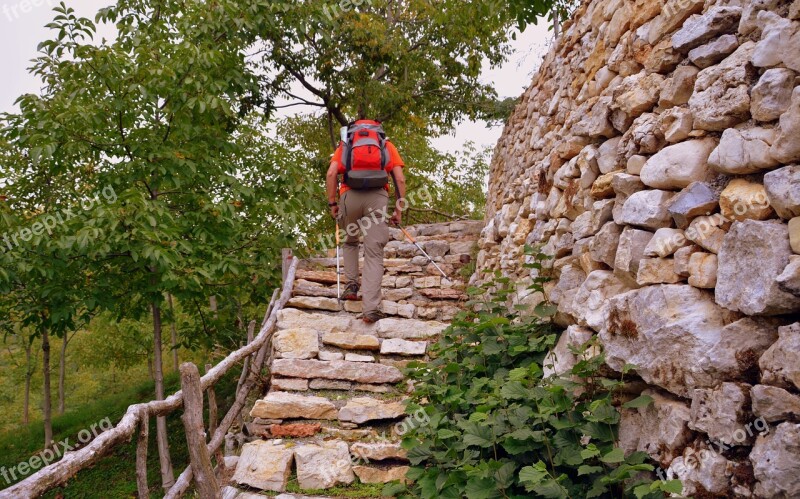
left=636, top=258, right=682, bottom=285
left=271, top=378, right=310, bottom=391
left=687, top=252, right=718, bottom=288
left=543, top=325, right=595, bottom=378
left=689, top=382, right=752, bottom=445
left=380, top=338, right=427, bottom=356
left=277, top=309, right=351, bottom=334
left=321, top=332, right=380, bottom=350
left=611, top=74, right=664, bottom=124
left=686, top=214, right=727, bottom=253
left=659, top=66, right=699, bottom=108
left=760, top=322, right=800, bottom=390
left=350, top=442, right=408, bottom=462
left=310, top=379, right=351, bottom=390
left=667, top=445, right=733, bottom=496
left=752, top=11, right=800, bottom=72
left=751, top=68, right=796, bottom=122
left=273, top=328, right=320, bottom=360
left=270, top=423, right=322, bottom=438
left=716, top=220, right=800, bottom=315
left=352, top=466, right=409, bottom=484
left=589, top=222, right=623, bottom=267
left=719, top=178, right=775, bottom=221
left=232, top=441, right=294, bottom=492
left=376, top=318, right=448, bottom=339
left=614, top=227, right=654, bottom=286
left=644, top=228, right=688, bottom=258
left=791, top=218, right=800, bottom=253
left=750, top=422, right=800, bottom=498
left=294, top=441, right=355, bottom=490
left=708, top=127, right=779, bottom=174
left=689, top=41, right=756, bottom=131
left=338, top=397, right=406, bottom=424
left=778, top=255, right=800, bottom=294
left=668, top=182, right=720, bottom=229
left=287, top=296, right=340, bottom=312
left=671, top=6, right=743, bottom=52
left=318, top=351, right=344, bottom=361
left=250, top=392, right=337, bottom=420
left=659, top=107, right=693, bottom=143
left=345, top=353, right=375, bottom=362
left=618, top=190, right=675, bottom=230
left=771, top=86, right=800, bottom=164
left=640, top=138, right=717, bottom=189
left=752, top=384, right=800, bottom=423
left=688, top=33, right=739, bottom=68
left=572, top=270, right=632, bottom=331
left=618, top=388, right=692, bottom=464
left=599, top=284, right=778, bottom=396
left=627, top=155, right=647, bottom=175
left=272, top=359, right=404, bottom=384
left=739, top=0, right=782, bottom=35
left=674, top=244, right=704, bottom=277
left=647, top=0, right=705, bottom=44
left=764, top=164, right=800, bottom=220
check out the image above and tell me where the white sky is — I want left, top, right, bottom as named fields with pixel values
left=0, top=0, right=553, bottom=154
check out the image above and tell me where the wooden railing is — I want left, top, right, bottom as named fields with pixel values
left=0, top=254, right=298, bottom=499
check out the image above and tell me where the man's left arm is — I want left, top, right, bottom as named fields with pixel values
left=390, top=166, right=406, bottom=225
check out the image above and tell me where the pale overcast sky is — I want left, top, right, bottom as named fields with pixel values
left=0, top=0, right=552, bottom=153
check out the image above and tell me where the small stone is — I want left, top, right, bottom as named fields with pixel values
left=273, top=328, right=320, bottom=360
left=338, top=397, right=406, bottom=424
left=674, top=244, right=704, bottom=277
left=272, top=359, right=404, bottom=384
left=618, top=190, right=675, bottom=230
left=618, top=388, right=692, bottom=464
left=671, top=6, right=743, bottom=52
left=355, top=383, right=392, bottom=393
left=686, top=215, right=727, bottom=253
left=644, top=228, right=688, bottom=257
left=751, top=68, right=796, bottom=122
left=627, top=154, right=647, bottom=174
left=250, top=392, right=337, bottom=420
left=318, top=351, right=344, bottom=361
left=771, top=87, right=800, bottom=164
left=591, top=172, right=616, bottom=199
left=750, top=422, right=800, bottom=498
left=232, top=441, right=294, bottom=492
left=688, top=33, right=739, bottom=68
left=611, top=173, right=645, bottom=198
left=764, top=165, right=800, bottom=220
left=760, top=322, right=800, bottom=390
left=380, top=338, right=427, bottom=356
left=751, top=384, right=800, bottom=423
left=413, top=276, right=441, bottom=289
left=708, top=127, right=779, bottom=174
left=640, top=138, right=717, bottom=189
left=687, top=252, right=718, bottom=289
left=778, top=255, right=800, bottom=294
left=271, top=378, right=309, bottom=391
left=739, top=0, right=782, bottom=35
left=345, top=353, right=375, bottom=362
left=636, top=258, right=682, bottom=285
left=614, top=227, right=654, bottom=286
left=384, top=288, right=413, bottom=302
left=309, top=379, right=351, bottom=390
left=422, top=240, right=449, bottom=258
left=294, top=441, right=355, bottom=490
left=350, top=442, right=408, bottom=461
left=321, top=332, right=380, bottom=351
left=572, top=270, right=632, bottom=331
left=790, top=218, right=800, bottom=253
left=668, top=182, right=720, bottom=229
left=660, top=107, right=693, bottom=143
left=589, top=222, right=623, bottom=267
left=343, top=300, right=363, bottom=313
left=716, top=220, right=800, bottom=315
left=719, top=179, right=775, bottom=221
left=659, top=66, right=699, bottom=108
left=286, top=296, right=340, bottom=312
left=277, top=309, right=350, bottom=334
left=352, top=466, right=409, bottom=484
left=668, top=445, right=732, bottom=496
left=270, top=423, right=322, bottom=438
left=689, top=382, right=752, bottom=445
left=597, top=136, right=624, bottom=174
left=376, top=318, right=448, bottom=339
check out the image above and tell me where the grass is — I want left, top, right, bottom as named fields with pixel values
left=0, top=368, right=240, bottom=499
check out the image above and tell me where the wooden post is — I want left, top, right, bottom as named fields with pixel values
left=205, top=364, right=223, bottom=467
left=136, top=408, right=150, bottom=499
left=281, top=248, right=293, bottom=284
left=179, top=363, right=221, bottom=499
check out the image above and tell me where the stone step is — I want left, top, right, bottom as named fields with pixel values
left=272, top=359, right=404, bottom=384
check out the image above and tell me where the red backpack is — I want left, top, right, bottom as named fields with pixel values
left=342, top=120, right=390, bottom=190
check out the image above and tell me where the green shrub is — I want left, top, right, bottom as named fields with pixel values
left=388, top=247, right=682, bottom=499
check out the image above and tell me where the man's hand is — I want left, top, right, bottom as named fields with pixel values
left=390, top=209, right=402, bottom=226
left=330, top=204, right=340, bottom=219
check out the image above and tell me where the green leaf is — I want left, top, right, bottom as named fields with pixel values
left=600, top=448, right=625, bottom=464
left=623, top=394, right=654, bottom=409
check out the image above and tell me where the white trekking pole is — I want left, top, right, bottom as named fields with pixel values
left=397, top=223, right=448, bottom=278
left=335, top=221, right=341, bottom=301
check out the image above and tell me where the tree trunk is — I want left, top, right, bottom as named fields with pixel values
left=58, top=333, right=68, bottom=415
left=23, top=340, right=33, bottom=425
left=42, top=328, right=53, bottom=449
left=168, top=293, right=179, bottom=372
left=152, top=301, right=175, bottom=490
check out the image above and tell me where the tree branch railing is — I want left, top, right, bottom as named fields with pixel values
left=0, top=253, right=298, bottom=499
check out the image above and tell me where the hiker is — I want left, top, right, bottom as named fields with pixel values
left=326, top=119, right=407, bottom=323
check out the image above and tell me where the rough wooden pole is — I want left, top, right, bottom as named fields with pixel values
left=205, top=364, right=223, bottom=467
left=179, top=363, right=221, bottom=499
left=282, top=248, right=293, bottom=284
left=136, top=408, right=150, bottom=499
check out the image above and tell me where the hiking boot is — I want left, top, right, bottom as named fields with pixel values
left=342, top=282, right=360, bottom=301
left=361, top=311, right=388, bottom=324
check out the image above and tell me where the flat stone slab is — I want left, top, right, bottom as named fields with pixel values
left=273, top=328, right=320, bottom=360
left=250, top=391, right=337, bottom=420
left=277, top=308, right=351, bottom=334
left=321, top=332, right=380, bottom=350
left=272, top=359, right=404, bottom=384
left=376, top=318, right=448, bottom=339
left=380, top=338, right=427, bottom=356
left=287, top=296, right=341, bottom=312
left=338, top=397, right=406, bottom=424
left=353, top=465, right=410, bottom=484
left=350, top=442, right=408, bottom=462
left=232, top=440, right=294, bottom=492
left=294, top=440, right=355, bottom=490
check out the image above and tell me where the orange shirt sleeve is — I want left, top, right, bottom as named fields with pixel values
left=385, top=141, right=404, bottom=171
left=332, top=144, right=345, bottom=174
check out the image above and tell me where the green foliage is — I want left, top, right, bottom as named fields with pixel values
left=392, top=248, right=682, bottom=498
left=505, top=0, right=580, bottom=31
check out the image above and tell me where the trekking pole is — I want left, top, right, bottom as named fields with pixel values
left=335, top=222, right=342, bottom=301
left=395, top=223, right=448, bottom=278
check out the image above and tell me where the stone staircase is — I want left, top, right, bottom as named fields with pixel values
left=222, top=221, right=482, bottom=498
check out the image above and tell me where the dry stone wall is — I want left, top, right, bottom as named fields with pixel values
left=475, top=0, right=800, bottom=496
